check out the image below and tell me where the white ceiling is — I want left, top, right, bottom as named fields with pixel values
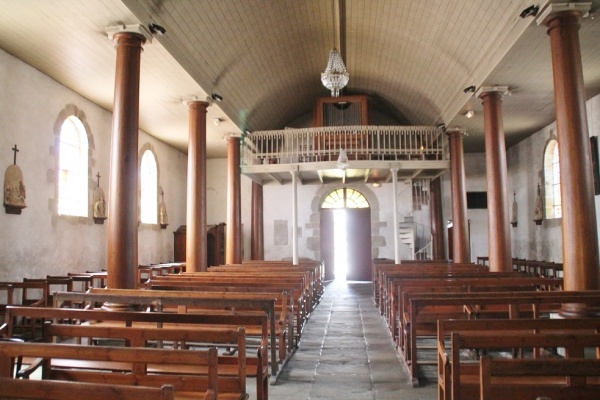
left=0, top=0, right=599, bottom=157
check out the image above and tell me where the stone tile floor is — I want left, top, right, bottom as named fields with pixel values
left=247, top=280, right=437, bottom=399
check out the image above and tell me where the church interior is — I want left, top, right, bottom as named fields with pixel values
left=2, top=1, right=600, bottom=399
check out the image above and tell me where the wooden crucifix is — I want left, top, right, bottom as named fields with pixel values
left=12, top=144, right=19, bottom=165
left=96, top=172, right=101, bottom=188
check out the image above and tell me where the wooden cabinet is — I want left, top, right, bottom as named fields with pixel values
left=173, top=223, right=226, bottom=266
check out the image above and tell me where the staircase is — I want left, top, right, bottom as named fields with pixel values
left=398, top=215, right=432, bottom=260
left=398, top=217, right=416, bottom=259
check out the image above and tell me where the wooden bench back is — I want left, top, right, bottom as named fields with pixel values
left=447, top=332, right=600, bottom=400
left=0, top=377, right=179, bottom=400
left=53, top=288, right=284, bottom=377
left=479, top=357, right=600, bottom=400
left=0, top=341, right=219, bottom=399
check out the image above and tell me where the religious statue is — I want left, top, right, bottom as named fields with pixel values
left=92, top=172, right=107, bottom=224
left=93, top=196, right=106, bottom=219
left=533, top=183, right=543, bottom=225
left=510, top=191, right=518, bottom=227
left=159, top=190, right=168, bottom=229
left=4, top=144, right=27, bottom=214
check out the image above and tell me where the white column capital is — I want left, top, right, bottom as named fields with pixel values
left=105, top=24, right=153, bottom=43
left=475, top=86, right=510, bottom=98
left=536, top=2, right=592, bottom=25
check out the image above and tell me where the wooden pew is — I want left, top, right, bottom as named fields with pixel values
left=175, top=270, right=312, bottom=313
left=405, top=290, right=600, bottom=385
left=391, top=276, right=563, bottom=343
left=147, top=275, right=304, bottom=343
left=437, top=317, right=600, bottom=397
left=372, top=262, right=483, bottom=308
left=441, top=331, right=600, bottom=400
left=0, top=280, right=48, bottom=339
left=39, top=323, right=254, bottom=400
left=212, top=263, right=323, bottom=309
left=0, top=377, right=180, bottom=400
left=4, top=305, right=269, bottom=397
left=53, top=288, right=286, bottom=377
left=238, top=260, right=325, bottom=304
left=376, top=264, right=488, bottom=315
left=479, top=357, right=600, bottom=400
left=0, top=341, right=224, bottom=399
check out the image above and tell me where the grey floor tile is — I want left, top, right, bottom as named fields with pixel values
left=264, top=281, right=436, bottom=400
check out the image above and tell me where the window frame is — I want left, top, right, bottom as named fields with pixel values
left=543, top=138, right=561, bottom=219
left=57, top=115, right=89, bottom=217
left=140, top=148, right=158, bottom=225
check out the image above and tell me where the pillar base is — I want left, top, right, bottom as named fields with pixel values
left=558, top=302, right=600, bottom=318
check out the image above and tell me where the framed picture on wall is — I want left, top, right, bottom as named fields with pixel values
left=591, top=136, right=600, bottom=195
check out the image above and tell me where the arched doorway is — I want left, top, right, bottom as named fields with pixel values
left=320, top=188, right=372, bottom=281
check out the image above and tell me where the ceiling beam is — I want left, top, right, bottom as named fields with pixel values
left=268, top=173, right=283, bottom=185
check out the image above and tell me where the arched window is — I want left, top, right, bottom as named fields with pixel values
left=544, top=139, right=561, bottom=219
left=58, top=116, right=88, bottom=216
left=140, top=149, right=158, bottom=224
left=321, top=188, right=369, bottom=209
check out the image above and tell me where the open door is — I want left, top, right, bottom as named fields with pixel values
left=320, top=207, right=373, bottom=281
left=345, top=208, right=372, bottom=281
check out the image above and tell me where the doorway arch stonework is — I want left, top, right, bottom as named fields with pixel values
left=305, top=184, right=387, bottom=261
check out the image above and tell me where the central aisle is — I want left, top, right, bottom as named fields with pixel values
left=263, top=281, right=437, bottom=400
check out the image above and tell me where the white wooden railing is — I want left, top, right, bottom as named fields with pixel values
left=241, top=126, right=446, bottom=166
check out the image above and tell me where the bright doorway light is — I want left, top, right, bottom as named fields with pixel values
left=333, top=209, right=348, bottom=281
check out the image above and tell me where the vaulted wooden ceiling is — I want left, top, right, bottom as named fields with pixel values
left=0, top=0, right=599, bottom=157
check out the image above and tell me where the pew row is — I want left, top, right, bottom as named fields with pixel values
left=3, top=305, right=269, bottom=395
left=0, top=341, right=225, bottom=400
left=439, top=331, right=600, bottom=400
left=52, top=288, right=287, bottom=378
left=0, top=377, right=180, bottom=400
left=404, top=290, right=600, bottom=385
left=392, top=276, right=563, bottom=344
left=38, top=323, right=257, bottom=400
left=437, top=317, right=600, bottom=399
left=146, top=275, right=305, bottom=345
left=479, top=357, right=600, bottom=400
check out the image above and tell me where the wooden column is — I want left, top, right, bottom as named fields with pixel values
left=430, top=177, right=445, bottom=260
left=448, top=130, right=470, bottom=263
left=251, top=181, right=264, bottom=260
left=106, top=31, right=146, bottom=289
left=543, top=9, right=600, bottom=305
left=479, top=89, right=512, bottom=272
left=226, top=136, right=242, bottom=264
left=185, top=101, right=209, bottom=272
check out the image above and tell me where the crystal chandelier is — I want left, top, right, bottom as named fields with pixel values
left=321, top=49, right=349, bottom=97
left=336, top=148, right=349, bottom=170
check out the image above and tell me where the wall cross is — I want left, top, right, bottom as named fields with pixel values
left=11, top=144, right=19, bottom=165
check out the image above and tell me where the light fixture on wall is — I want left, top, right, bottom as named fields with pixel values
left=336, top=148, right=349, bottom=170
left=321, top=0, right=349, bottom=97
left=464, top=110, right=475, bottom=119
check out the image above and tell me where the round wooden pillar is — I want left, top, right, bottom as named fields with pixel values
left=479, top=90, right=512, bottom=272
left=107, top=32, right=146, bottom=289
left=185, top=101, right=209, bottom=272
left=545, top=10, right=600, bottom=312
left=251, top=181, right=264, bottom=260
left=226, top=136, right=242, bottom=264
left=448, top=130, right=470, bottom=263
left=430, top=177, right=446, bottom=260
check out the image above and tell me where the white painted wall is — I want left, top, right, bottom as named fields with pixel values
left=260, top=179, right=414, bottom=261
left=0, top=48, right=187, bottom=281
